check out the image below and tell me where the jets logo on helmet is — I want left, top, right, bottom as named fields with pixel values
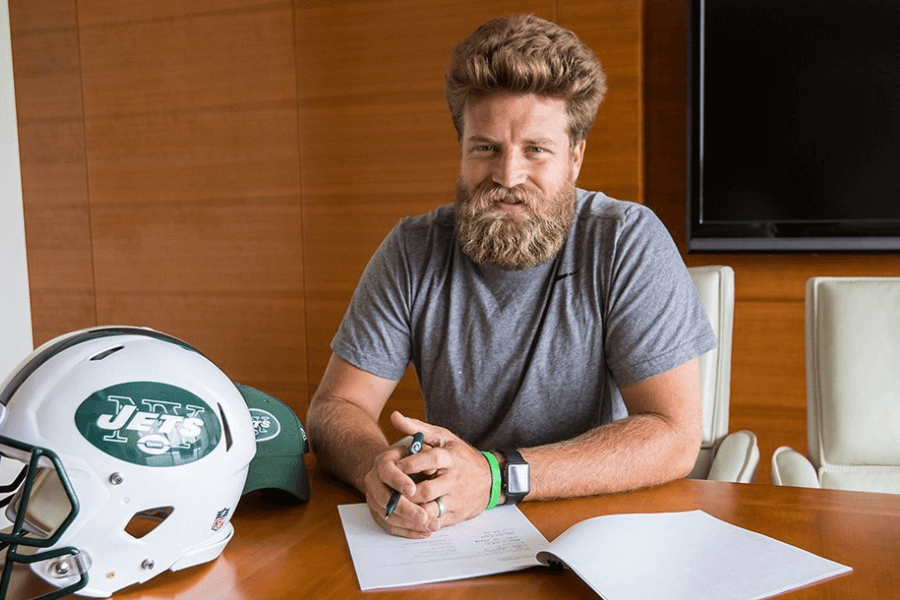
left=74, top=381, right=222, bottom=467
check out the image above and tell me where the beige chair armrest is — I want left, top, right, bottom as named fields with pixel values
left=771, top=446, right=821, bottom=488
left=707, top=430, right=759, bottom=483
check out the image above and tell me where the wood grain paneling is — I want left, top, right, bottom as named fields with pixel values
left=83, top=1, right=306, bottom=407
left=732, top=300, right=806, bottom=407
left=11, top=1, right=308, bottom=409
left=78, top=5, right=296, bottom=116
left=9, top=0, right=95, bottom=345
left=75, top=0, right=278, bottom=26
left=558, top=0, right=642, bottom=201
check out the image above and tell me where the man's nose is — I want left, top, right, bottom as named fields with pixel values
left=492, top=151, right=527, bottom=188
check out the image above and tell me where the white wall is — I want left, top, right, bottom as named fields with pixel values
left=0, top=1, right=33, bottom=379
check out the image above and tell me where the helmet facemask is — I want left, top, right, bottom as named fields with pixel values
left=0, top=438, right=87, bottom=600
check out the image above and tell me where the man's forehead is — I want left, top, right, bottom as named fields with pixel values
left=462, top=92, right=570, bottom=141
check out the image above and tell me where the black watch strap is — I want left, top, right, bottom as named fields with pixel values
left=500, top=449, right=530, bottom=505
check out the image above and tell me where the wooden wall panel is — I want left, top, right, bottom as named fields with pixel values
left=78, top=1, right=306, bottom=407
left=10, top=1, right=308, bottom=410
left=9, top=0, right=96, bottom=345
left=557, top=0, right=642, bottom=201
left=732, top=300, right=807, bottom=415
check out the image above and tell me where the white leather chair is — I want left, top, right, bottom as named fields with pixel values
left=771, top=277, right=900, bottom=493
left=686, top=266, right=759, bottom=483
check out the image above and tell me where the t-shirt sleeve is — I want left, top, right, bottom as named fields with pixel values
left=330, top=221, right=413, bottom=381
left=602, top=205, right=718, bottom=387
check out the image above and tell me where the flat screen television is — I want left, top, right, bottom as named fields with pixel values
left=687, top=0, right=900, bottom=252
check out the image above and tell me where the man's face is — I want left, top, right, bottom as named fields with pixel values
left=455, top=92, right=586, bottom=270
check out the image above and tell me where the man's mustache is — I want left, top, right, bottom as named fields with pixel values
left=471, top=182, right=537, bottom=208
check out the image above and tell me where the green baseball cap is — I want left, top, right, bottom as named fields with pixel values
left=236, top=384, right=310, bottom=502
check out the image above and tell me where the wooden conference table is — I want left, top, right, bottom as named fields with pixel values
left=24, top=459, right=900, bottom=599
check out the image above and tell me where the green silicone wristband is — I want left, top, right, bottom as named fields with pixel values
left=482, top=451, right=502, bottom=510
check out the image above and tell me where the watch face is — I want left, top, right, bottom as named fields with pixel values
left=507, top=463, right=530, bottom=495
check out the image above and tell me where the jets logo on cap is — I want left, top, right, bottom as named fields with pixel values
left=75, top=382, right=222, bottom=466
left=249, top=408, right=281, bottom=442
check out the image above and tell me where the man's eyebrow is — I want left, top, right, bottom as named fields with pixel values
left=525, top=137, right=559, bottom=147
left=464, top=135, right=560, bottom=146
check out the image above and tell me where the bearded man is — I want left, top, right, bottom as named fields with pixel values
left=307, top=15, right=717, bottom=538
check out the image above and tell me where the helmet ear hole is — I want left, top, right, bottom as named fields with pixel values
left=124, top=507, right=174, bottom=539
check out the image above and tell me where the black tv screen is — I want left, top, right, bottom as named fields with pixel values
left=687, top=0, right=900, bottom=252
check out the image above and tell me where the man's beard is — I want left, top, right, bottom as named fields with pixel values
left=454, top=179, right=577, bottom=270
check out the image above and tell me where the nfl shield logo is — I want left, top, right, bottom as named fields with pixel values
left=212, top=507, right=230, bottom=531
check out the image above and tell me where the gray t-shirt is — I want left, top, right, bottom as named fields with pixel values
left=332, top=190, right=717, bottom=449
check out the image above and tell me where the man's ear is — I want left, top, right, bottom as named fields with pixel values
left=571, top=139, right=587, bottom=180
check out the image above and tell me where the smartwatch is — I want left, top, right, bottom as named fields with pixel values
left=500, top=449, right=530, bottom=505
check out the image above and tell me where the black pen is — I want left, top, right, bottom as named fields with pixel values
left=384, top=432, right=425, bottom=519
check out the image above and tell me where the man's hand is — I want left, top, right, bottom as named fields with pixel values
left=363, top=434, right=436, bottom=538
left=372, top=411, right=494, bottom=538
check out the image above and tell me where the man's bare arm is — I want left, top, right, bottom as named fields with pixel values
left=521, top=358, right=703, bottom=500
left=306, top=353, right=437, bottom=537
left=306, top=353, right=399, bottom=492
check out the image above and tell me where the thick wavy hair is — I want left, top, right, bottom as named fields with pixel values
left=445, top=15, right=607, bottom=147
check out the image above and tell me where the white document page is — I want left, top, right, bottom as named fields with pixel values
left=536, top=510, right=852, bottom=600
left=338, top=503, right=549, bottom=590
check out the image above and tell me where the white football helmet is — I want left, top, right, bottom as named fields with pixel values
left=0, top=326, right=256, bottom=598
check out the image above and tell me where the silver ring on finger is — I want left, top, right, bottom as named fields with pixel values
left=434, top=497, right=445, bottom=518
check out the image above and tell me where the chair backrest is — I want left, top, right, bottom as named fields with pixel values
left=806, top=277, right=900, bottom=493
left=687, top=265, right=734, bottom=478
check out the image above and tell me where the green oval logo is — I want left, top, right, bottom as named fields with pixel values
left=74, top=382, right=221, bottom=467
